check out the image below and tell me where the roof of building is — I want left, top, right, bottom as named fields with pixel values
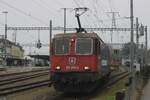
left=28, top=54, right=49, bottom=60
left=0, top=38, right=24, bottom=51
left=107, top=43, right=124, bottom=50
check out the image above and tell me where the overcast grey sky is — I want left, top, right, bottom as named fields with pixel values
left=0, top=0, right=149, bottom=55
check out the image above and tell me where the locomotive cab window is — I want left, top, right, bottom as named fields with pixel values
left=76, top=38, right=93, bottom=55
left=55, top=38, right=69, bottom=55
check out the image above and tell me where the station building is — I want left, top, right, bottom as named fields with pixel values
left=0, top=37, right=24, bottom=66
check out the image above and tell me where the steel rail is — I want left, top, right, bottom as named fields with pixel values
left=0, top=68, right=49, bottom=78
left=0, top=80, right=51, bottom=96
left=0, top=72, right=49, bottom=86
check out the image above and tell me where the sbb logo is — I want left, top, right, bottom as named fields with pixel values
left=68, top=57, right=76, bottom=65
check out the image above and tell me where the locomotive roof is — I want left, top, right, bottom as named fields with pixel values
left=55, top=32, right=98, bottom=37
left=54, top=33, right=111, bottom=47
left=55, top=33, right=99, bottom=38
left=54, top=33, right=105, bottom=44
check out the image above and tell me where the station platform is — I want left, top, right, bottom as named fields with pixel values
left=0, top=66, right=49, bottom=75
left=140, top=79, right=150, bottom=100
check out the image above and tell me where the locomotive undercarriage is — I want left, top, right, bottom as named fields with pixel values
left=51, top=72, right=108, bottom=93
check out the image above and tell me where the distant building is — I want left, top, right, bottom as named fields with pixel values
left=108, top=43, right=124, bottom=66
left=28, top=54, right=49, bottom=66
left=0, top=38, right=24, bottom=66
left=108, top=43, right=124, bottom=50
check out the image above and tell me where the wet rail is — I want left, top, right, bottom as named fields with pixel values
left=0, top=71, right=49, bottom=86
left=0, top=68, right=49, bottom=78
left=0, top=70, right=128, bottom=99
left=0, top=80, right=51, bottom=96
left=0, top=69, right=51, bottom=96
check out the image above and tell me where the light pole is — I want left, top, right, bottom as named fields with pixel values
left=145, top=26, right=148, bottom=65
left=2, top=11, right=8, bottom=39
left=2, top=11, right=8, bottom=66
left=127, top=0, right=135, bottom=100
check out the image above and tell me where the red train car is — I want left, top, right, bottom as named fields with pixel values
left=50, top=32, right=111, bottom=93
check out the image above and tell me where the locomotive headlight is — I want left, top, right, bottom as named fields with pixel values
left=71, top=38, right=75, bottom=42
left=56, top=66, right=61, bottom=70
left=84, top=66, right=90, bottom=70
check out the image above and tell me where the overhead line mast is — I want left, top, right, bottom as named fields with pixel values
left=107, top=12, right=119, bottom=43
left=61, top=8, right=73, bottom=34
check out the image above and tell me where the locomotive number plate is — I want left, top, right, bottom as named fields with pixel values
left=66, top=66, right=79, bottom=70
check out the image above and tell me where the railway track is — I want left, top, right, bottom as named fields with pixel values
left=0, top=69, right=51, bottom=96
left=0, top=80, right=51, bottom=96
left=0, top=71, right=49, bottom=86
left=0, top=68, right=49, bottom=78
left=50, top=71, right=129, bottom=100
left=0, top=70, right=128, bottom=99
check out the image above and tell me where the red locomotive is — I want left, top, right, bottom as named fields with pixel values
left=50, top=8, right=111, bottom=93
left=50, top=32, right=111, bottom=92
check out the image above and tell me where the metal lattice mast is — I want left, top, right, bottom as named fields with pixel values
left=107, top=12, right=119, bottom=43
left=7, top=27, right=135, bottom=31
